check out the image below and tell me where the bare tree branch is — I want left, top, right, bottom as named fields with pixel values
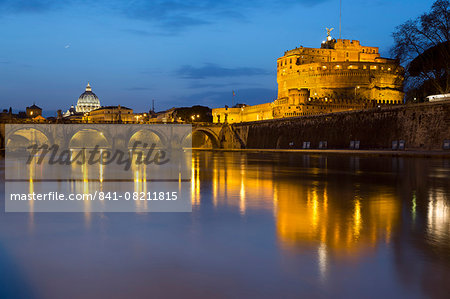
left=390, top=0, right=450, bottom=101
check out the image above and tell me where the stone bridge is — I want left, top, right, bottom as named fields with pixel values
left=1, top=102, right=449, bottom=151
left=1, top=123, right=233, bottom=150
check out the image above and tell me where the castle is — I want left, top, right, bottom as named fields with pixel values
left=213, top=30, right=404, bottom=123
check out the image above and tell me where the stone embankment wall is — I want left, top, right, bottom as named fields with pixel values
left=230, top=102, right=450, bottom=150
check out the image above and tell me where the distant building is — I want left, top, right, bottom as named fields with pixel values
left=134, top=112, right=149, bottom=123
left=63, top=105, right=83, bottom=121
left=31, top=115, right=46, bottom=122
left=26, top=104, right=42, bottom=118
left=0, top=105, right=46, bottom=123
left=63, top=83, right=100, bottom=120
left=213, top=30, right=404, bottom=123
left=17, top=111, right=27, bottom=119
left=64, top=105, right=77, bottom=116
left=75, top=82, right=101, bottom=113
left=84, top=105, right=134, bottom=123
left=0, top=108, right=13, bottom=122
left=155, top=107, right=177, bottom=123
left=152, top=106, right=212, bottom=123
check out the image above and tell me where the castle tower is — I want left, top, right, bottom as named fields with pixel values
left=276, top=32, right=404, bottom=105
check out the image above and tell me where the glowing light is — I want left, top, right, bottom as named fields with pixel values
left=353, top=198, right=362, bottom=239
left=191, top=157, right=200, bottom=206
left=82, top=151, right=91, bottom=227
left=212, top=164, right=218, bottom=207
left=318, top=243, right=327, bottom=281
left=239, top=160, right=246, bottom=215
left=99, top=149, right=104, bottom=183
left=427, top=188, right=449, bottom=241
left=28, top=156, right=35, bottom=228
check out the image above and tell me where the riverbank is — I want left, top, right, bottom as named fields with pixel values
left=228, top=101, right=450, bottom=150
left=2, top=148, right=449, bottom=158
left=192, top=148, right=450, bottom=158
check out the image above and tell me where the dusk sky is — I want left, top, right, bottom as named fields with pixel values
left=0, top=0, right=434, bottom=115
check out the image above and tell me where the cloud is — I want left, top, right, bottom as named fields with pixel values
left=0, top=0, right=62, bottom=13
left=187, top=81, right=240, bottom=89
left=187, top=80, right=267, bottom=89
left=120, top=0, right=331, bottom=32
left=0, top=0, right=331, bottom=32
left=176, top=63, right=271, bottom=79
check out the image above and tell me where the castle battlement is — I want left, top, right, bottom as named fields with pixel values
left=277, top=37, right=403, bottom=101
left=213, top=31, right=404, bottom=124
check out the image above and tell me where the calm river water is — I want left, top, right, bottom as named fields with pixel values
left=1, top=151, right=449, bottom=298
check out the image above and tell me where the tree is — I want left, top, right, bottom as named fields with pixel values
left=391, top=0, right=450, bottom=101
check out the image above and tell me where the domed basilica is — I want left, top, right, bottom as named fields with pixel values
left=75, top=82, right=101, bottom=113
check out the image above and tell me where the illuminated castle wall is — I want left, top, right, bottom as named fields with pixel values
left=213, top=33, right=404, bottom=123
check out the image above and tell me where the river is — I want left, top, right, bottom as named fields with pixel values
left=0, top=151, right=449, bottom=298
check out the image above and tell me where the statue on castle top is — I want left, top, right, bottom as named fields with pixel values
left=326, top=27, right=334, bottom=37
left=326, top=27, right=334, bottom=41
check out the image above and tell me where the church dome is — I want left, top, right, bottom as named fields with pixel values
left=75, top=82, right=101, bottom=113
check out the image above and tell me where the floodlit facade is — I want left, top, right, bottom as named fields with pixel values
left=84, top=105, right=134, bottom=123
left=75, top=82, right=101, bottom=113
left=213, top=32, right=404, bottom=123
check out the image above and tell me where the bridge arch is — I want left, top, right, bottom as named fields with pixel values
left=183, top=127, right=220, bottom=149
left=5, top=126, right=53, bottom=150
left=68, top=128, right=111, bottom=149
left=127, top=128, right=167, bottom=149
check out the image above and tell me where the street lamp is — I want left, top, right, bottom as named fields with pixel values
left=354, top=86, right=360, bottom=97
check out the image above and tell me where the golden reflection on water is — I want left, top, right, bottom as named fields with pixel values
left=212, top=158, right=218, bottom=207
left=68, top=149, right=155, bottom=213
left=20, top=149, right=190, bottom=214
left=427, top=188, right=450, bottom=245
left=206, top=154, right=276, bottom=213
left=28, top=155, right=35, bottom=231
left=82, top=151, right=91, bottom=227
left=21, top=151, right=448, bottom=267
left=131, top=154, right=148, bottom=212
left=190, top=152, right=401, bottom=271
left=353, top=198, right=362, bottom=240
left=277, top=186, right=399, bottom=256
left=191, top=158, right=200, bottom=206
left=239, top=157, right=246, bottom=215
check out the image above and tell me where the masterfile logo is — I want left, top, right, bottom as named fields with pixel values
left=5, top=124, right=193, bottom=212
